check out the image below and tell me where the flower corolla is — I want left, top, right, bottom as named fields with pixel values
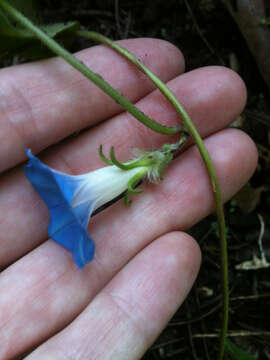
left=24, top=149, right=147, bottom=269
left=24, top=140, right=184, bottom=269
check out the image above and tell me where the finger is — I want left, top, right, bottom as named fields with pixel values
left=0, top=129, right=257, bottom=359
left=0, top=38, right=184, bottom=171
left=25, top=231, right=201, bottom=360
left=0, top=66, right=247, bottom=266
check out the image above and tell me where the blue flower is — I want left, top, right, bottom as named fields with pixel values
left=24, top=149, right=148, bottom=269
left=24, top=138, right=185, bottom=268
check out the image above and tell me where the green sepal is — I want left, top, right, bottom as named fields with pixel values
left=109, top=146, right=155, bottom=170
left=157, top=152, right=173, bottom=180
left=99, top=135, right=188, bottom=205
left=99, top=145, right=113, bottom=165
left=124, top=171, right=145, bottom=206
left=110, top=146, right=131, bottom=170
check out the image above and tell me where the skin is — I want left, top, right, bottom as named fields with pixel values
left=0, top=38, right=258, bottom=360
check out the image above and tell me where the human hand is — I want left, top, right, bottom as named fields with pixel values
left=0, top=38, right=257, bottom=359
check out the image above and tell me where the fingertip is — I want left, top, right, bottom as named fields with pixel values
left=209, top=65, right=247, bottom=116
left=147, top=37, right=186, bottom=74
left=169, top=65, right=247, bottom=136
left=223, top=127, right=258, bottom=178
left=159, top=231, right=201, bottom=286
left=206, top=128, right=258, bottom=201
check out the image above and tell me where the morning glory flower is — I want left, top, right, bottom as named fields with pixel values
left=24, top=149, right=149, bottom=269
left=24, top=138, right=186, bottom=269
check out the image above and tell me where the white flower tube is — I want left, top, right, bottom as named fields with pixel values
left=71, top=165, right=147, bottom=212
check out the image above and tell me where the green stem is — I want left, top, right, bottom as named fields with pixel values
left=80, top=30, right=228, bottom=359
left=0, top=0, right=180, bottom=136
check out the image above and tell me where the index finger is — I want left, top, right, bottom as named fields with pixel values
left=0, top=38, right=184, bottom=172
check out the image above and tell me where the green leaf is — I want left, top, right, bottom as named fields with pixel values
left=0, top=0, right=39, bottom=56
left=6, top=0, right=40, bottom=24
left=40, top=22, right=80, bottom=38
left=19, top=21, right=80, bottom=60
left=0, top=12, right=80, bottom=60
left=260, top=17, right=270, bottom=25
left=225, top=339, right=256, bottom=360
left=0, top=10, right=33, bottom=56
left=0, top=0, right=79, bottom=59
left=0, top=9, right=29, bottom=37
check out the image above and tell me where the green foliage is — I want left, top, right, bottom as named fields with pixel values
left=20, top=22, right=80, bottom=60
left=7, top=0, right=39, bottom=23
left=229, top=198, right=238, bottom=213
left=40, top=22, right=80, bottom=39
left=225, top=339, right=256, bottom=360
left=0, top=9, right=31, bottom=54
left=0, top=0, right=80, bottom=60
left=211, top=221, right=230, bottom=238
left=260, top=17, right=270, bottom=25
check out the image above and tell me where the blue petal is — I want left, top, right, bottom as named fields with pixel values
left=24, top=149, right=95, bottom=269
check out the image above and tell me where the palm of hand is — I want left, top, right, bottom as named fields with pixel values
left=0, top=38, right=257, bottom=359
